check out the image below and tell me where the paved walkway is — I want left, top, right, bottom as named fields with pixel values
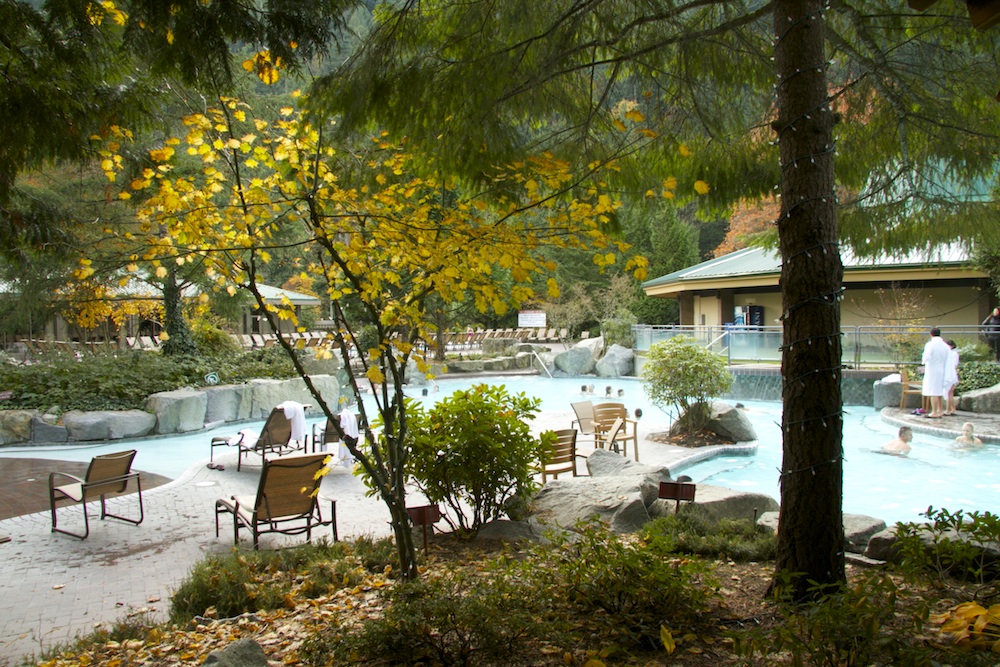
left=0, top=406, right=992, bottom=665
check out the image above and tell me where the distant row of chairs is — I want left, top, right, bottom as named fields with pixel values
left=441, top=327, right=573, bottom=350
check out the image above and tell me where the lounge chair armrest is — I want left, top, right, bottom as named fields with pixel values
left=48, top=471, right=85, bottom=488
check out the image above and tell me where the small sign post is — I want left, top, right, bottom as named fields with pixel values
left=406, top=504, right=442, bottom=554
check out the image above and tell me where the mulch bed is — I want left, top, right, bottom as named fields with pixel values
left=648, top=430, right=736, bottom=448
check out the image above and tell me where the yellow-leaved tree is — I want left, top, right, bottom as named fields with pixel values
left=100, top=96, right=648, bottom=577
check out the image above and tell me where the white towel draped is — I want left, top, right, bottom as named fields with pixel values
left=277, top=401, right=307, bottom=443
left=339, top=408, right=359, bottom=440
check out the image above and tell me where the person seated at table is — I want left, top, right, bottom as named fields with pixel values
left=882, top=426, right=912, bottom=456
left=954, top=422, right=983, bottom=449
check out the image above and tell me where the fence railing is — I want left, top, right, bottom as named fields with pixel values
left=632, top=324, right=993, bottom=367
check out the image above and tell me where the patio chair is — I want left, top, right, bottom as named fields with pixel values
left=593, top=402, right=639, bottom=461
left=210, top=406, right=301, bottom=471
left=215, top=452, right=337, bottom=549
left=570, top=401, right=597, bottom=444
left=49, top=450, right=144, bottom=539
left=541, top=429, right=584, bottom=482
left=899, top=368, right=928, bottom=411
left=596, top=416, right=637, bottom=460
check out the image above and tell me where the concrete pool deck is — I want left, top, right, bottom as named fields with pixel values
left=0, top=407, right=993, bottom=665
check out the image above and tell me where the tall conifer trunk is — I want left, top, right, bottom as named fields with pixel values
left=770, top=0, right=845, bottom=599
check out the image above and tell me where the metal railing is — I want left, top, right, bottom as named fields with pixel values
left=632, top=324, right=993, bottom=367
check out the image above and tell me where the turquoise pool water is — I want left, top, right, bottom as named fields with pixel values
left=0, top=375, right=996, bottom=524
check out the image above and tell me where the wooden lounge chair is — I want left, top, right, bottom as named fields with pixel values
left=899, top=368, right=927, bottom=411
left=541, top=429, right=583, bottom=482
left=210, top=406, right=301, bottom=471
left=596, top=417, right=638, bottom=460
left=593, top=402, right=639, bottom=461
left=49, top=450, right=144, bottom=539
left=215, top=452, right=337, bottom=549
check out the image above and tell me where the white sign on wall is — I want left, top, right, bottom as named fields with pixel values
left=518, top=310, right=547, bottom=328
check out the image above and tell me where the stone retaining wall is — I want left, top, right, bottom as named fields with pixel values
left=0, top=374, right=342, bottom=446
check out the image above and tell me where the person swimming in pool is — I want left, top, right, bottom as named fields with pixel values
left=882, top=426, right=912, bottom=456
left=953, top=422, right=983, bottom=449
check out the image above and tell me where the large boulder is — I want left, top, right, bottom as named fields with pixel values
left=0, top=409, right=36, bottom=444
left=595, top=344, right=634, bottom=378
left=554, top=347, right=597, bottom=375
left=530, top=475, right=656, bottom=533
left=203, top=384, right=252, bottom=424
left=872, top=374, right=903, bottom=410
left=957, top=382, right=1000, bottom=414
left=31, top=415, right=68, bottom=443
left=758, top=511, right=885, bottom=554
left=706, top=402, right=757, bottom=442
left=586, top=448, right=671, bottom=487
left=865, top=524, right=1000, bottom=564
left=248, top=376, right=340, bottom=419
left=204, top=638, right=268, bottom=667
left=145, top=389, right=208, bottom=434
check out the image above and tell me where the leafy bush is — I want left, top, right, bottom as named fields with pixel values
left=190, top=317, right=242, bottom=356
left=169, top=537, right=393, bottom=622
left=403, top=384, right=552, bottom=534
left=0, top=347, right=298, bottom=411
left=644, top=510, right=776, bottom=562
left=601, top=308, right=637, bottom=348
left=640, top=335, right=732, bottom=433
left=526, top=521, right=718, bottom=649
left=894, top=507, right=1000, bottom=597
left=301, top=569, right=542, bottom=666
left=734, top=573, right=913, bottom=667
left=956, top=360, right=1000, bottom=394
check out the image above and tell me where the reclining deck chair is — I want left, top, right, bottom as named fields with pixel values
left=210, top=406, right=300, bottom=471
left=215, top=452, right=337, bottom=549
left=570, top=401, right=597, bottom=444
left=49, top=450, right=144, bottom=539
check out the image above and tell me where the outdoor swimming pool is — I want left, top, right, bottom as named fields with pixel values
left=0, top=375, right=996, bottom=525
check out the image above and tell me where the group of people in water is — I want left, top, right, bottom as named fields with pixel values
left=580, top=384, right=625, bottom=398
left=882, top=422, right=984, bottom=456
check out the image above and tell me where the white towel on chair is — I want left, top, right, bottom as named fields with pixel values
left=228, top=428, right=258, bottom=449
left=278, top=401, right=307, bottom=443
left=339, top=408, right=359, bottom=440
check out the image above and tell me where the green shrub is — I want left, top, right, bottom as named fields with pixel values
left=640, top=335, right=733, bottom=433
left=601, top=308, right=637, bottom=348
left=403, top=384, right=552, bottom=534
left=0, top=346, right=299, bottom=411
left=734, top=573, right=913, bottom=667
left=169, top=538, right=392, bottom=623
left=894, top=507, right=1000, bottom=597
left=643, top=511, right=777, bottom=562
left=301, top=569, right=542, bottom=666
left=527, top=521, right=718, bottom=649
left=956, top=360, right=1000, bottom=394
left=190, top=317, right=242, bottom=356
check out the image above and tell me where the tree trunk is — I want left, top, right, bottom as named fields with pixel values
left=770, top=0, right=846, bottom=600
left=160, top=268, right=198, bottom=356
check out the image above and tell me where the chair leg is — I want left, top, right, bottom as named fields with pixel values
left=99, top=476, right=144, bottom=526
left=50, top=494, right=90, bottom=540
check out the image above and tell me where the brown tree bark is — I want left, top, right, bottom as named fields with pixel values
left=769, top=0, right=846, bottom=600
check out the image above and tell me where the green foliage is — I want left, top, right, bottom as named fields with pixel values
left=169, top=538, right=394, bottom=623
left=301, top=568, right=542, bottom=666
left=894, top=507, right=1000, bottom=598
left=0, top=347, right=297, bottom=411
left=189, top=318, right=242, bottom=356
left=956, top=341, right=993, bottom=364
left=644, top=511, right=776, bottom=562
left=733, top=573, right=914, bottom=667
left=528, top=521, right=718, bottom=649
left=640, top=335, right=733, bottom=433
left=956, top=361, right=1000, bottom=394
left=601, top=308, right=637, bottom=348
left=403, top=384, right=551, bottom=534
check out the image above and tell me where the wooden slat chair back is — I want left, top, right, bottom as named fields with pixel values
left=593, top=403, right=639, bottom=461
left=899, top=368, right=928, bottom=411
left=597, top=417, right=626, bottom=455
left=541, top=429, right=581, bottom=482
left=49, top=450, right=144, bottom=539
left=658, top=481, right=696, bottom=514
left=215, top=453, right=337, bottom=549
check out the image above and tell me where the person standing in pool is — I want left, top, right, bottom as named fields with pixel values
left=921, top=327, right=950, bottom=419
left=954, top=422, right=983, bottom=449
left=882, top=426, right=912, bottom=456
left=944, top=339, right=960, bottom=416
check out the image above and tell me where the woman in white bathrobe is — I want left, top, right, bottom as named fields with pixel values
left=943, top=339, right=960, bottom=416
